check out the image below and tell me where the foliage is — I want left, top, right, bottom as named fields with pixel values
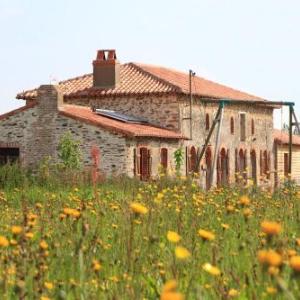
left=0, top=163, right=28, bottom=189
left=58, top=131, right=82, bottom=169
left=173, top=147, right=184, bottom=174
left=0, top=178, right=300, bottom=299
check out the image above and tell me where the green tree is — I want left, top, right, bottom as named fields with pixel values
left=58, top=131, right=82, bottom=169
left=174, top=147, right=184, bottom=175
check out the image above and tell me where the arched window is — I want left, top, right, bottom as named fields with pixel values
left=251, top=119, right=255, bottom=135
left=230, top=117, right=234, bottom=134
left=160, top=148, right=168, bottom=170
left=205, top=114, right=210, bottom=130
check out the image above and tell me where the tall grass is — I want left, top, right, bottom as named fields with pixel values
left=0, top=168, right=300, bottom=299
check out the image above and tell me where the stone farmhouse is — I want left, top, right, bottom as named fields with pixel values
left=0, top=49, right=278, bottom=188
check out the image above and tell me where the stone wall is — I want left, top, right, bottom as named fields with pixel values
left=0, top=86, right=129, bottom=176
left=126, top=138, right=183, bottom=178
left=178, top=95, right=274, bottom=185
left=65, top=94, right=180, bottom=130
left=0, top=105, right=37, bottom=166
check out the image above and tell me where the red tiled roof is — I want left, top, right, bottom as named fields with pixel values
left=273, top=129, right=300, bottom=146
left=0, top=101, right=37, bottom=121
left=17, top=63, right=266, bottom=102
left=59, top=105, right=186, bottom=139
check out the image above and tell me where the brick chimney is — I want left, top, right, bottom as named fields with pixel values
left=93, top=49, right=120, bottom=89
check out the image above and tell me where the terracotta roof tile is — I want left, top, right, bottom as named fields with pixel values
left=17, top=62, right=266, bottom=102
left=273, top=129, right=300, bottom=146
left=59, top=105, right=186, bottom=139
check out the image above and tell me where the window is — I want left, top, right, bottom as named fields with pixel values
left=240, top=113, right=246, bottom=142
left=230, top=117, right=234, bottom=134
left=205, top=114, right=210, bottom=130
left=160, top=148, right=168, bottom=170
left=0, top=147, right=19, bottom=165
left=251, top=119, right=255, bottom=135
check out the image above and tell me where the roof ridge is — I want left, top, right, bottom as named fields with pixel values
left=129, top=63, right=181, bottom=93
left=58, top=72, right=92, bottom=85
left=135, top=62, right=266, bottom=101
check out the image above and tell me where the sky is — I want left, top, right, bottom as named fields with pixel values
left=1, top=0, right=300, bottom=128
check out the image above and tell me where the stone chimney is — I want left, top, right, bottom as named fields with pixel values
left=93, top=49, right=120, bottom=89
left=37, top=85, right=63, bottom=112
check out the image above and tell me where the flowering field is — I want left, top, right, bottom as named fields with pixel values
left=0, top=180, right=300, bottom=299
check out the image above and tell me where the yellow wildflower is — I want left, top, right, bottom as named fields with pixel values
left=160, top=280, right=184, bottom=300
left=130, top=202, right=148, bottom=215
left=175, top=246, right=191, bottom=260
left=239, top=195, right=250, bottom=206
left=44, top=282, right=54, bottom=290
left=40, top=240, right=48, bottom=250
left=266, top=287, right=277, bottom=294
left=261, top=221, right=281, bottom=236
left=167, top=231, right=181, bottom=243
left=221, top=223, right=230, bottom=230
left=198, top=229, right=215, bottom=241
left=0, top=236, right=9, bottom=247
left=25, top=232, right=34, bottom=239
left=257, top=249, right=282, bottom=267
left=228, top=289, right=239, bottom=297
left=92, top=259, right=102, bottom=271
left=290, top=256, right=300, bottom=272
left=63, top=208, right=81, bottom=218
left=11, top=226, right=23, bottom=235
left=202, top=263, right=221, bottom=276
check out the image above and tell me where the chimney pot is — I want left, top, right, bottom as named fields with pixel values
left=93, top=49, right=120, bottom=89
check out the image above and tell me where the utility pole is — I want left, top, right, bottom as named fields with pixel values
left=189, top=70, right=195, bottom=140
left=289, top=104, right=293, bottom=175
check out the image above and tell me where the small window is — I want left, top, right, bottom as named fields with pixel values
left=251, top=119, right=255, bottom=135
left=0, top=147, right=19, bottom=165
left=160, top=148, right=168, bottom=170
left=205, top=114, right=210, bottom=130
left=230, top=117, right=234, bottom=134
left=240, top=113, right=246, bottom=142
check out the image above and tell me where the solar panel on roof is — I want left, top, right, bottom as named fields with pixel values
left=95, top=109, right=149, bottom=124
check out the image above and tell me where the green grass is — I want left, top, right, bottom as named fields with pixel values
left=0, top=174, right=300, bottom=299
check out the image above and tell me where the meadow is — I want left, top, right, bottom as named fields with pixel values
left=0, top=167, right=300, bottom=299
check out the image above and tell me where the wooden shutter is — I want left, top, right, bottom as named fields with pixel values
left=260, top=150, right=263, bottom=176
left=284, top=153, right=289, bottom=177
left=161, top=148, right=168, bottom=170
left=235, top=148, right=239, bottom=182
left=186, top=146, right=191, bottom=175
left=217, top=153, right=221, bottom=186
left=134, top=148, right=141, bottom=177
left=244, top=149, right=248, bottom=180
left=148, top=149, right=152, bottom=178
left=226, top=149, right=230, bottom=179
left=267, top=151, right=271, bottom=179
